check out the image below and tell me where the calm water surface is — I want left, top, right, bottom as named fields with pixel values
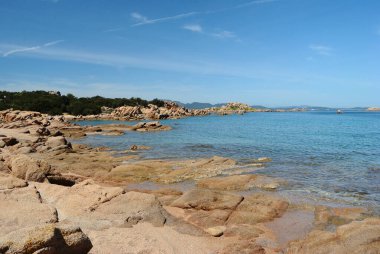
left=74, top=112, right=380, bottom=211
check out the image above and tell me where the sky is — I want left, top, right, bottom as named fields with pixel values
left=0, top=0, right=379, bottom=107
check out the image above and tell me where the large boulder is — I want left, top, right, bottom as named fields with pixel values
left=287, top=218, right=380, bottom=254
left=10, top=154, right=51, bottom=182
left=45, top=136, right=70, bottom=149
left=0, top=224, right=92, bottom=254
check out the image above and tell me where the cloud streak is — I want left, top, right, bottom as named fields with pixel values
left=3, top=40, right=64, bottom=57
left=131, top=11, right=200, bottom=27
left=130, top=0, right=278, bottom=27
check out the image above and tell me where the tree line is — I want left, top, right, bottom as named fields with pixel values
left=0, top=90, right=165, bottom=115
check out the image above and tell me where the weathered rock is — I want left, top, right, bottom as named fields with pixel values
left=171, top=189, right=243, bottom=211
left=0, top=186, right=58, bottom=236
left=0, top=174, right=27, bottom=190
left=197, top=174, right=281, bottom=191
left=34, top=181, right=167, bottom=230
left=223, top=224, right=264, bottom=240
left=218, top=240, right=266, bottom=254
left=109, top=156, right=240, bottom=184
left=0, top=224, right=92, bottom=254
left=129, top=121, right=172, bottom=132
left=287, top=218, right=380, bottom=254
left=36, top=127, right=51, bottom=136
left=45, top=136, right=68, bottom=148
left=16, top=146, right=35, bottom=154
left=227, top=193, right=289, bottom=225
left=92, top=191, right=167, bottom=228
left=205, top=226, right=226, bottom=237
left=10, top=154, right=51, bottom=182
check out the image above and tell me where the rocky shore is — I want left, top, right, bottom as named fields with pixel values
left=66, top=101, right=210, bottom=121
left=0, top=109, right=379, bottom=254
left=62, top=101, right=309, bottom=122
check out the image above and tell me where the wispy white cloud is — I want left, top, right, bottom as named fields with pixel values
left=3, top=40, right=64, bottom=57
left=131, top=12, right=149, bottom=23
left=131, top=11, right=200, bottom=27
left=309, top=44, right=333, bottom=56
left=183, top=24, right=203, bottom=33
left=44, top=40, right=64, bottom=47
left=3, top=46, right=41, bottom=57
left=129, top=0, right=278, bottom=27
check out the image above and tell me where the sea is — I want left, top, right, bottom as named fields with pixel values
left=74, top=111, right=380, bottom=212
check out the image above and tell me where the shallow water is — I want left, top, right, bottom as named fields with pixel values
left=74, top=112, right=380, bottom=211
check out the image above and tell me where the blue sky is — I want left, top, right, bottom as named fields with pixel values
left=0, top=0, right=379, bottom=107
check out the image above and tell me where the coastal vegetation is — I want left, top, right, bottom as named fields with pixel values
left=0, top=90, right=164, bottom=116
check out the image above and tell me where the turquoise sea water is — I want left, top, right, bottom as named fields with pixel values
left=74, top=112, right=380, bottom=210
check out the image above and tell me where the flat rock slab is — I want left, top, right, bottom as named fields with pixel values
left=196, top=174, right=282, bottom=191
left=34, top=180, right=167, bottom=230
left=227, top=193, right=289, bottom=225
left=87, top=223, right=226, bottom=254
left=170, top=189, right=243, bottom=211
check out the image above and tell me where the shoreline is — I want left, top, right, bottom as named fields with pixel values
left=0, top=109, right=379, bottom=253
